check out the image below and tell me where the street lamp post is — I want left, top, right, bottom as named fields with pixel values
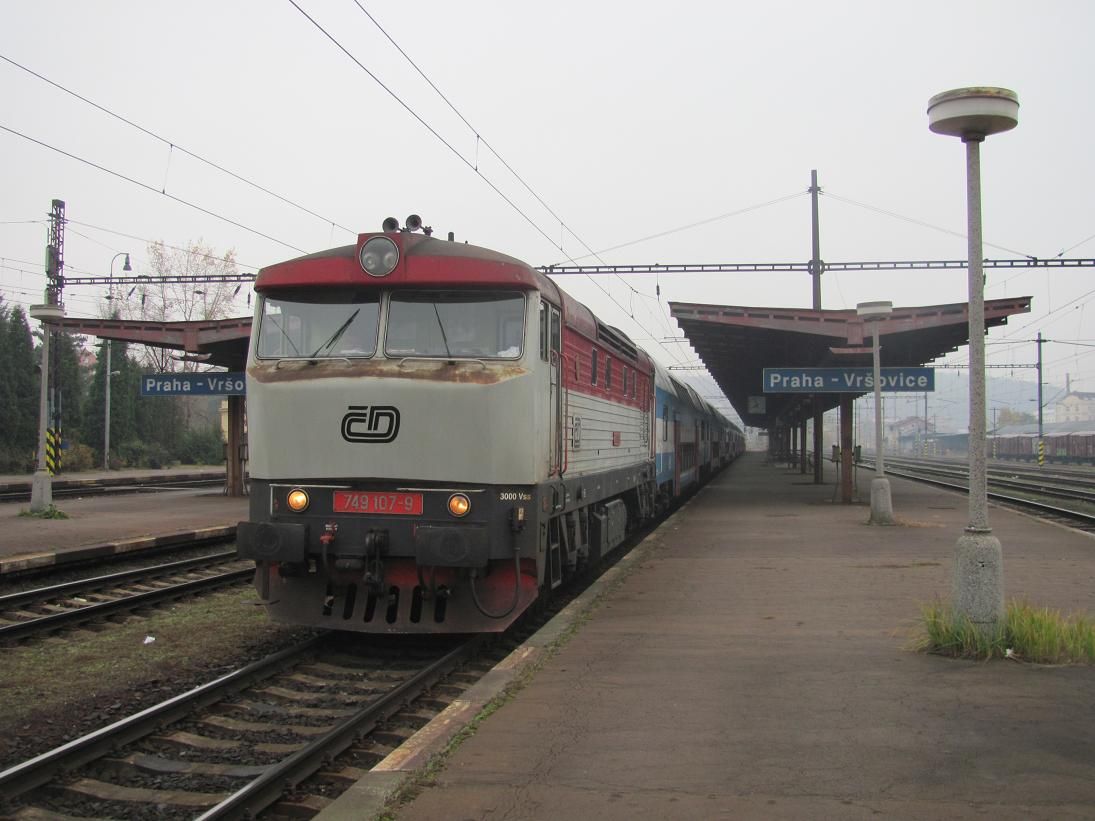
left=928, top=87, right=1019, bottom=631
left=103, top=252, right=131, bottom=470
left=858, top=301, right=895, bottom=525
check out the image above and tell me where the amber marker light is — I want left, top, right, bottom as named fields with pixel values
left=287, top=488, right=310, bottom=513
left=447, top=493, right=471, bottom=517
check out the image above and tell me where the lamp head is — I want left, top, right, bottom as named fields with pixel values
left=927, top=87, right=1019, bottom=141
left=856, top=300, right=893, bottom=321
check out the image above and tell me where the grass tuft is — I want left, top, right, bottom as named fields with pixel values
left=915, top=599, right=1095, bottom=664
left=18, top=504, right=69, bottom=519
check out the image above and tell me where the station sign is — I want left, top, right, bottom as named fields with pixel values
left=140, top=372, right=246, bottom=396
left=763, top=367, right=934, bottom=394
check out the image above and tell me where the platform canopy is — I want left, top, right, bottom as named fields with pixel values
left=48, top=316, right=252, bottom=371
left=669, top=297, right=1032, bottom=429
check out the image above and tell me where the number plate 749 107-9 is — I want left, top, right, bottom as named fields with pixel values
left=332, top=491, right=423, bottom=515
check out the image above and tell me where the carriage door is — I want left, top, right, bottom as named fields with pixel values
left=547, top=304, right=562, bottom=475
left=673, top=413, right=681, bottom=494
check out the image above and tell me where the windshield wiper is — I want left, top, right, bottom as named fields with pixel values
left=433, top=303, right=452, bottom=358
left=310, top=309, right=360, bottom=358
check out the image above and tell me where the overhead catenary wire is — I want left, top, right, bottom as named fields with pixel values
left=0, top=124, right=307, bottom=255
left=291, top=1, right=695, bottom=368
left=66, top=220, right=260, bottom=273
left=0, top=53, right=357, bottom=238
left=823, top=190, right=1037, bottom=259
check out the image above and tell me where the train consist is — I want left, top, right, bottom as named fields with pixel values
left=989, top=431, right=1095, bottom=464
left=237, top=218, right=743, bottom=633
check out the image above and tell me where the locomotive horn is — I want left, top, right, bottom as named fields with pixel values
left=382, top=216, right=400, bottom=232
left=405, top=214, right=423, bottom=232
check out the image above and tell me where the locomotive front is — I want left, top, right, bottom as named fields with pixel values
left=237, top=223, right=553, bottom=632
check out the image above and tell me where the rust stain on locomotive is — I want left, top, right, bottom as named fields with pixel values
left=248, top=360, right=528, bottom=385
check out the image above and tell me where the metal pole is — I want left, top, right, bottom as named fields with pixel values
left=1036, top=331, right=1044, bottom=440
left=965, top=138, right=989, bottom=533
left=30, top=200, right=66, bottom=512
left=809, top=169, right=822, bottom=310
left=32, top=327, right=52, bottom=490
left=102, top=252, right=128, bottom=470
left=809, top=172, right=825, bottom=485
left=104, top=341, right=112, bottom=470
left=873, top=327, right=884, bottom=477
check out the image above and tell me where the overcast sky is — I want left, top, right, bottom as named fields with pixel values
left=3, top=1, right=1093, bottom=417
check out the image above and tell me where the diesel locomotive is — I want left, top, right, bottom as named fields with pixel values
left=237, top=218, right=742, bottom=633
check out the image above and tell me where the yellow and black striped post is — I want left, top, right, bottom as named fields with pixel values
left=45, top=428, right=61, bottom=476
left=1037, top=438, right=1045, bottom=467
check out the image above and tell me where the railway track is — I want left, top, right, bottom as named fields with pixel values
left=0, top=551, right=253, bottom=643
left=0, top=633, right=488, bottom=819
left=0, top=475, right=228, bottom=504
left=859, top=459, right=1095, bottom=534
left=886, top=455, right=1095, bottom=489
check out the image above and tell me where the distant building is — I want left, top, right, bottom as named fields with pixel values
left=1056, top=391, right=1095, bottom=423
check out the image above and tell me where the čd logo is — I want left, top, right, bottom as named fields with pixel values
left=341, top=405, right=400, bottom=443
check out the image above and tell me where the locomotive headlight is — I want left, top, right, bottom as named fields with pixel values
left=359, top=237, right=399, bottom=277
left=447, top=493, right=471, bottom=517
left=286, top=488, right=310, bottom=513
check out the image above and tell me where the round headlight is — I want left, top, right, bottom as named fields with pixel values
left=359, top=237, right=399, bottom=277
left=447, top=493, right=471, bottom=518
left=287, top=488, right=310, bottom=513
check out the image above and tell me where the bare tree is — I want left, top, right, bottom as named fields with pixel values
left=119, top=240, right=242, bottom=372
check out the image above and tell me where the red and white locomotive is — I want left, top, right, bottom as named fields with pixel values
left=237, top=217, right=735, bottom=633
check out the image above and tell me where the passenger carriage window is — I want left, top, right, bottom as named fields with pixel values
left=386, top=291, right=525, bottom=358
left=591, top=350, right=598, bottom=385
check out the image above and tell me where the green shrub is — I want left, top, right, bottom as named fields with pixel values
left=176, top=424, right=224, bottom=465
left=59, top=442, right=96, bottom=473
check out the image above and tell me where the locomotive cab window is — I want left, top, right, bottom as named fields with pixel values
left=386, top=290, right=525, bottom=359
left=256, top=290, right=380, bottom=359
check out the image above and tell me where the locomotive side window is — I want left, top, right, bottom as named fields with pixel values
left=662, top=403, right=668, bottom=441
left=605, top=357, right=612, bottom=390
left=550, top=308, right=561, bottom=355
left=257, top=291, right=380, bottom=359
left=386, top=291, right=525, bottom=359
left=591, top=350, right=598, bottom=385
left=539, top=301, right=548, bottom=361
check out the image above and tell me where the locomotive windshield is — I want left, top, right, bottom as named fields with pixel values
left=385, top=291, right=525, bottom=359
left=255, top=289, right=525, bottom=360
left=257, top=290, right=381, bottom=359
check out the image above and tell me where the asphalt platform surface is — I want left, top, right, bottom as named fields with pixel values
left=375, top=452, right=1095, bottom=821
left=0, top=467, right=244, bottom=573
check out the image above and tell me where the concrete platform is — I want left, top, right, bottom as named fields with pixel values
left=0, top=467, right=244, bottom=575
left=331, top=452, right=1095, bottom=820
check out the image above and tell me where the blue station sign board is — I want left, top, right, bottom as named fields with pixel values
left=763, top=367, right=934, bottom=394
left=141, top=372, right=246, bottom=396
